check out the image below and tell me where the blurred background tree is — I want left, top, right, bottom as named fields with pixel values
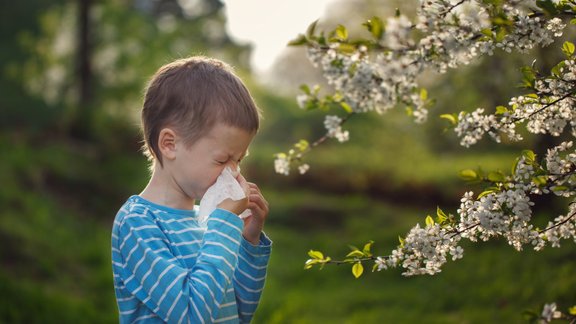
left=8, top=0, right=251, bottom=137
left=0, top=0, right=574, bottom=322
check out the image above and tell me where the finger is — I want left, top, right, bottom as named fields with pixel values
left=236, top=174, right=251, bottom=196
left=243, top=182, right=268, bottom=213
left=246, top=182, right=259, bottom=192
left=250, top=192, right=268, bottom=206
left=247, top=187, right=267, bottom=204
left=248, top=194, right=268, bottom=216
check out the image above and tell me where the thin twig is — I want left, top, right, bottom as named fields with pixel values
left=538, top=208, right=576, bottom=234
left=292, top=112, right=355, bottom=162
left=439, top=0, right=467, bottom=16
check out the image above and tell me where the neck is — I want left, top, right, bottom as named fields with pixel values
left=139, top=164, right=196, bottom=210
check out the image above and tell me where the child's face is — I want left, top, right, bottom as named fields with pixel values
left=170, top=123, right=254, bottom=201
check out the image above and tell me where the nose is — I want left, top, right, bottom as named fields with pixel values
left=226, top=161, right=240, bottom=176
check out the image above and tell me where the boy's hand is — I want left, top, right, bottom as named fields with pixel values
left=216, top=174, right=268, bottom=245
left=241, top=178, right=269, bottom=245
left=217, top=174, right=251, bottom=216
left=217, top=197, right=249, bottom=216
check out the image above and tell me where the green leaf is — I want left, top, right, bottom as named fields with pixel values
left=511, top=157, right=520, bottom=175
left=304, top=259, right=319, bottom=269
left=495, top=105, right=508, bottom=115
left=536, top=0, right=559, bottom=15
left=299, top=84, right=311, bottom=95
left=425, top=215, right=435, bottom=227
left=440, top=113, right=457, bottom=125
left=487, top=171, right=505, bottom=182
left=532, top=175, right=548, bottom=186
left=312, top=84, right=321, bottom=95
left=495, top=27, right=507, bottom=42
left=551, top=185, right=569, bottom=192
left=571, top=18, right=576, bottom=25
left=288, top=34, right=308, bottom=46
left=319, top=257, right=331, bottom=270
left=552, top=61, right=566, bottom=77
left=568, top=305, right=576, bottom=315
left=363, top=16, right=384, bottom=39
left=436, top=206, right=447, bottom=223
left=362, top=240, right=374, bottom=255
left=340, top=101, right=353, bottom=113
left=493, top=15, right=513, bottom=27
left=459, top=169, right=478, bottom=181
left=294, top=139, right=309, bottom=152
left=520, top=66, right=536, bottom=80
left=352, top=262, right=364, bottom=278
left=346, top=250, right=365, bottom=258
left=306, top=20, right=319, bottom=38
left=398, top=236, right=405, bottom=248
left=334, top=24, right=348, bottom=41
left=420, top=88, right=428, bottom=101
left=562, top=41, right=575, bottom=57
left=405, top=106, right=414, bottom=116
left=338, top=43, right=356, bottom=53
left=519, top=63, right=537, bottom=89
left=480, top=28, right=493, bottom=37
left=477, top=189, right=495, bottom=199
left=308, top=250, right=324, bottom=260
left=522, top=150, right=536, bottom=163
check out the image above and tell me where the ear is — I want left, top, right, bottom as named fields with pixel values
left=158, top=128, right=178, bottom=161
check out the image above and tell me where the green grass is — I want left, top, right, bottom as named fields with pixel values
left=0, top=193, right=118, bottom=323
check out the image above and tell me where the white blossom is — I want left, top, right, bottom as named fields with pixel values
left=296, top=94, right=309, bottom=109
left=541, top=303, right=562, bottom=323
left=281, top=0, right=576, bottom=279
left=274, top=154, right=290, bottom=176
left=375, top=257, right=388, bottom=271
left=324, top=115, right=350, bottom=142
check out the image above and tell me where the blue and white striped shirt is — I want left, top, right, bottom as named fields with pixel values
left=111, top=195, right=272, bottom=323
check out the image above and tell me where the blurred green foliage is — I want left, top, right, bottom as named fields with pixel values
left=0, top=0, right=573, bottom=323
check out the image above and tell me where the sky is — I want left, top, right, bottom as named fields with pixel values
left=222, top=0, right=336, bottom=74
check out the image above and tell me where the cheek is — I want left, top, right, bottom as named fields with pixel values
left=205, top=166, right=225, bottom=186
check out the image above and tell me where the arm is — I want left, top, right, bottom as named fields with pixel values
left=234, top=234, right=272, bottom=323
left=117, top=209, right=243, bottom=323
left=235, top=180, right=272, bottom=322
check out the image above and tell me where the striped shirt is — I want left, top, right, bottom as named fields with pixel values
left=111, top=195, right=272, bottom=323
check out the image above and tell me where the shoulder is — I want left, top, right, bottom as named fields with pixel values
left=113, top=196, right=159, bottom=236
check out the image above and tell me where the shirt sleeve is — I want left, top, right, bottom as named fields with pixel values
left=117, top=208, right=244, bottom=323
left=234, top=233, right=272, bottom=323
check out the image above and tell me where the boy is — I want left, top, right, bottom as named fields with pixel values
left=111, top=56, right=271, bottom=323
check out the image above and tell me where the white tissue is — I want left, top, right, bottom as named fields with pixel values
left=198, top=167, right=252, bottom=222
